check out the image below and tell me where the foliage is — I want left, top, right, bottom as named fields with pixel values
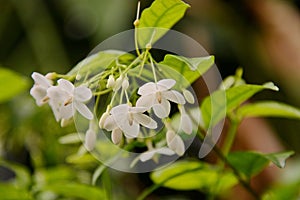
left=1, top=0, right=300, bottom=200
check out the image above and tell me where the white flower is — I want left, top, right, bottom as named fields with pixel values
left=166, top=130, right=185, bottom=156
left=30, top=72, right=53, bottom=106
left=47, top=79, right=93, bottom=121
left=139, top=147, right=175, bottom=162
left=84, top=121, right=97, bottom=151
left=179, top=106, right=193, bottom=135
left=136, top=79, right=186, bottom=118
left=103, top=104, right=157, bottom=138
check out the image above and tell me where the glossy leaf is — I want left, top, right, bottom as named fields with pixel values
left=0, top=67, right=29, bottom=103
left=138, top=0, right=190, bottom=47
left=237, top=101, right=300, bottom=120
left=227, top=152, right=269, bottom=179
left=68, top=50, right=135, bottom=76
left=0, top=184, right=33, bottom=200
left=150, top=161, right=237, bottom=193
left=227, top=151, right=294, bottom=179
left=264, top=151, right=294, bottom=168
left=159, top=54, right=214, bottom=87
left=44, top=183, right=105, bottom=199
left=201, top=83, right=279, bottom=129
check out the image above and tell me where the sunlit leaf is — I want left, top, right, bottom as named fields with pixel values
left=227, top=151, right=294, bottom=179
left=150, top=161, right=237, bottom=193
left=201, top=83, right=279, bottom=129
left=237, top=101, right=300, bottom=120
left=159, top=54, right=214, bottom=87
left=0, top=67, right=29, bottom=103
left=0, top=184, right=33, bottom=200
left=44, top=183, right=105, bottom=199
left=138, top=0, right=190, bottom=47
left=263, top=182, right=300, bottom=200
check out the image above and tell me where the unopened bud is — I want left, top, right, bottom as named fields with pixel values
left=183, top=89, right=195, bottom=104
left=114, top=75, right=123, bottom=91
left=45, top=72, right=57, bottom=80
left=122, top=77, right=129, bottom=90
left=112, top=128, right=123, bottom=145
left=99, top=112, right=110, bottom=129
left=133, top=19, right=140, bottom=27
left=106, top=75, right=115, bottom=88
left=84, top=129, right=96, bottom=151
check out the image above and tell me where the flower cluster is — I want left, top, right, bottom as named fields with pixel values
left=30, top=70, right=195, bottom=164
left=30, top=72, right=94, bottom=124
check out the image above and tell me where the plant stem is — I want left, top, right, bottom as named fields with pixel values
left=222, top=117, right=239, bottom=156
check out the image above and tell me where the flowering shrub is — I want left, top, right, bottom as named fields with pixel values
left=1, top=0, right=300, bottom=199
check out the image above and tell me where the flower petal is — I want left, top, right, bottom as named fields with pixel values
left=157, top=79, right=176, bottom=91
left=133, top=113, right=157, bottom=129
left=136, top=95, right=156, bottom=109
left=181, top=114, right=193, bottom=135
left=167, top=131, right=185, bottom=156
left=85, top=129, right=97, bottom=151
left=74, top=101, right=94, bottom=120
left=74, top=86, right=92, bottom=102
left=121, top=121, right=140, bottom=138
left=57, top=79, right=74, bottom=93
left=30, top=86, right=47, bottom=106
left=32, top=72, right=52, bottom=87
left=183, top=89, right=195, bottom=104
left=111, top=104, right=129, bottom=116
left=153, top=99, right=170, bottom=118
left=104, top=115, right=118, bottom=131
left=163, top=90, right=186, bottom=105
left=60, top=104, right=73, bottom=120
left=139, top=150, right=156, bottom=162
left=111, top=128, right=122, bottom=144
left=129, top=106, right=148, bottom=114
left=138, top=82, right=156, bottom=95
left=156, top=147, right=176, bottom=156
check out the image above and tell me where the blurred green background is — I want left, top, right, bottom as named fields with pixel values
left=1, top=0, right=300, bottom=199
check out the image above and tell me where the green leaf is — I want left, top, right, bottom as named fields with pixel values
left=227, top=151, right=294, bottom=179
left=67, top=50, right=135, bottom=76
left=150, top=161, right=237, bottom=193
left=0, top=184, right=33, bottom=200
left=264, top=151, right=294, bottom=168
left=227, top=152, right=269, bottom=179
left=138, top=0, right=190, bottom=47
left=0, top=67, right=29, bottom=103
left=58, top=132, right=84, bottom=144
left=159, top=54, right=214, bottom=87
left=0, top=159, right=31, bottom=189
left=263, top=182, right=300, bottom=200
left=201, top=83, right=279, bottom=129
left=44, top=183, right=105, bottom=200
left=237, top=101, right=300, bottom=120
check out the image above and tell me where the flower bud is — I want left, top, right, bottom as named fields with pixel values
left=183, top=89, right=195, bottom=104
left=112, top=128, right=122, bottom=145
left=122, top=77, right=129, bottom=90
left=114, top=75, right=123, bottom=91
left=45, top=72, right=57, bottom=80
left=106, top=75, right=115, bottom=88
left=84, top=129, right=96, bottom=151
left=99, top=112, right=110, bottom=129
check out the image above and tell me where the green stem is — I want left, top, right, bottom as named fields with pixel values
left=222, top=117, right=239, bottom=156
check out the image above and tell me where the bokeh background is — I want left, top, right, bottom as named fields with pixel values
left=1, top=0, right=300, bottom=199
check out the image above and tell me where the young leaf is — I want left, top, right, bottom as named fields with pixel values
left=201, top=83, right=279, bottom=129
left=0, top=184, right=33, bottom=200
left=227, top=151, right=294, bottom=179
left=237, top=101, right=300, bottom=120
left=150, top=161, right=237, bottom=192
left=159, top=55, right=214, bottom=87
left=43, top=183, right=105, bottom=199
left=138, top=0, right=190, bottom=47
left=264, top=151, right=294, bottom=168
left=0, top=67, right=29, bottom=103
left=227, top=152, right=269, bottom=179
